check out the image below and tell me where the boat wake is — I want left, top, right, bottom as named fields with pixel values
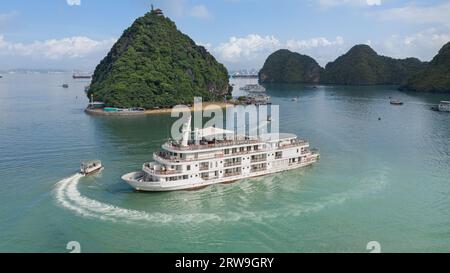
left=54, top=170, right=388, bottom=224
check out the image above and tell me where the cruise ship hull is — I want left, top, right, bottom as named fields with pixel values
left=122, top=157, right=318, bottom=192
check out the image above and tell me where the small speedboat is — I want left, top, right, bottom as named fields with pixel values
left=80, top=160, right=103, bottom=176
left=390, top=100, right=403, bottom=105
left=62, top=84, right=69, bottom=88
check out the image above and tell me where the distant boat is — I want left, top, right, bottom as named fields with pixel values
left=231, top=74, right=258, bottom=79
left=240, top=84, right=266, bottom=93
left=62, top=84, right=69, bottom=88
left=0, top=75, right=3, bottom=79
left=73, top=73, right=92, bottom=79
left=438, top=101, right=450, bottom=112
left=292, top=97, right=299, bottom=102
left=390, top=100, right=403, bottom=105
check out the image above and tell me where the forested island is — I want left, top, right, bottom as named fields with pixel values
left=399, top=41, right=450, bottom=92
left=259, top=49, right=323, bottom=84
left=88, top=9, right=231, bottom=109
left=259, top=42, right=450, bottom=92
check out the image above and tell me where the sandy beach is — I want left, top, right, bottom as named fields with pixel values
left=84, top=102, right=235, bottom=116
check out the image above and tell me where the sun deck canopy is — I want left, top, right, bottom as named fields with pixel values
left=194, top=127, right=234, bottom=138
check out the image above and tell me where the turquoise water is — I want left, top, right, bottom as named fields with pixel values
left=0, top=73, right=449, bottom=253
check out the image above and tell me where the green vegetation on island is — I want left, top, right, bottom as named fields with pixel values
left=399, top=42, right=450, bottom=92
left=88, top=10, right=231, bottom=108
left=259, top=49, right=323, bottom=84
left=259, top=44, right=430, bottom=87
left=321, top=45, right=427, bottom=85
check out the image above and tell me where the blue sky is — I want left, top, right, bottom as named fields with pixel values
left=0, top=0, right=449, bottom=70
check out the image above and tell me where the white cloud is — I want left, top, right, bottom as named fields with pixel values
left=366, top=0, right=381, bottom=6
left=379, top=28, right=450, bottom=61
left=66, top=0, right=81, bottom=6
left=215, top=34, right=281, bottom=63
left=211, top=34, right=349, bottom=68
left=377, top=2, right=450, bottom=25
left=0, top=35, right=115, bottom=59
left=189, top=5, right=211, bottom=19
left=318, top=0, right=382, bottom=8
left=286, top=36, right=344, bottom=51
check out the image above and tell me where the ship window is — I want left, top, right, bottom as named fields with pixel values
left=187, top=165, right=191, bottom=171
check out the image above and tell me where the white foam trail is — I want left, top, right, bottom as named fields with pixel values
left=54, top=169, right=388, bottom=224
left=55, top=174, right=100, bottom=219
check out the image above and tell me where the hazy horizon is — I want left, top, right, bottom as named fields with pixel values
left=1, top=0, right=449, bottom=71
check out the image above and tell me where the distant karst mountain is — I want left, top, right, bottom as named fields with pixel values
left=321, top=45, right=427, bottom=85
left=259, top=49, right=323, bottom=84
left=259, top=45, right=429, bottom=87
left=400, top=42, right=450, bottom=93
left=88, top=9, right=231, bottom=108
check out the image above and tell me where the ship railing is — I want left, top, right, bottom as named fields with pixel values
left=223, top=161, right=241, bottom=167
left=251, top=157, right=266, bottom=163
left=203, top=176, right=219, bottom=181
left=280, top=140, right=309, bottom=149
left=143, top=163, right=180, bottom=175
left=251, top=167, right=267, bottom=173
left=199, top=166, right=209, bottom=171
left=164, top=139, right=260, bottom=151
left=155, top=149, right=268, bottom=163
left=154, top=152, right=225, bottom=163
left=223, top=172, right=242, bottom=177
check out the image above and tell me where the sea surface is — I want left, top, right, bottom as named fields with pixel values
left=0, top=73, right=449, bottom=253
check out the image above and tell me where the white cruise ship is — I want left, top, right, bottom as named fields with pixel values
left=122, top=119, right=319, bottom=191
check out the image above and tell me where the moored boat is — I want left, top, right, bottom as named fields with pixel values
left=73, top=73, right=92, bottom=79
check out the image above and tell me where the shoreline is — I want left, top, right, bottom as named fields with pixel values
left=84, top=102, right=235, bottom=116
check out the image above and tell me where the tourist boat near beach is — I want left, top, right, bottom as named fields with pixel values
left=122, top=118, right=319, bottom=191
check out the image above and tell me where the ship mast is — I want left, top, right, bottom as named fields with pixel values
left=181, top=116, right=191, bottom=147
